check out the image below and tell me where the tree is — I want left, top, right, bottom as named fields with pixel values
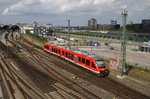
left=117, top=33, right=120, bottom=40
left=143, top=36, right=148, bottom=42
left=128, top=35, right=134, bottom=41
left=134, top=35, right=138, bottom=41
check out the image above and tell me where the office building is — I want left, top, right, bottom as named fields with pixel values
left=88, top=18, right=97, bottom=30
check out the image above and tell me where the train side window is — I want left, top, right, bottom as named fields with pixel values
left=79, top=57, right=81, bottom=62
left=66, top=52, right=68, bottom=57
left=66, top=52, right=70, bottom=58
left=82, top=58, right=85, bottom=64
left=56, top=49, right=58, bottom=53
left=58, top=50, right=60, bottom=54
left=92, top=62, right=96, bottom=68
left=70, top=54, right=74, bottom=60
left=86, top=60, right=90, bottom=66
left=62, top=51, right=64, bottom=55
left=68, top=53, right=70, bottom=58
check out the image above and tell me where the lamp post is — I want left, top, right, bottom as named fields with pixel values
left=67, top=20, right=71, bottom=49
left=32, top=21, right=38, bottom=50
left=0, top=26, right=2, bottom=40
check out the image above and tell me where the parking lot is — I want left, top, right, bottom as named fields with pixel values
left=78, top=45, right=150, bottom=70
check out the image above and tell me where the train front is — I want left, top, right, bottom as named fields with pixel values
left=94, top=56, right=110, bottom=77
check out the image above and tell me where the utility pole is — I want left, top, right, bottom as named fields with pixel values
left=0, top=30, right=2, bottom=40
left=67, top=20, right=71, bottom=49
left=16, top=35, right=18, bottom=54
left=119, top=9, right=128, bottom=76
left=31, top=21, right=38, bottom=50
left=0, top=26, right=2, bottom=40
left=91, top=45, right=93, bottom=53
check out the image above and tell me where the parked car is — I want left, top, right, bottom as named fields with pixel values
left=143, top=41, right=150, bottom=45
left=104, top=42, right=111, bottom=47
left=89, top=41, right=100, bottom=46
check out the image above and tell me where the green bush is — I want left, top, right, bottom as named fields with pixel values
left=128, top=35, right=134, bottom=41
left=143, top=36, right=148, bottom=42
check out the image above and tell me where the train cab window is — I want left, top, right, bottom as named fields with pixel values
left=92, top=62, right=96, bottom=68
left=44, top=45, right=49, bottom=49
left=82, top=58, right=85, bottom=64
left=86, top=60, right=90, bottom=66
left=79, top=57, right=81, bottom=62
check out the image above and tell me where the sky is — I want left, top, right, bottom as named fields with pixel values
left=0, top=0, right=150, bottom=26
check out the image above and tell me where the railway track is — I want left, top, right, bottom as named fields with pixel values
left=0, top=42, right=47, bottom=98
left=28, top=51, right=101, bottom=99
left=0, top=33, right=150, bottom=99
left=16, top=41, right=101, bottom=98
left=21, top=41, right=150, bottom=99
left=0, top=35, right=104, bottom=98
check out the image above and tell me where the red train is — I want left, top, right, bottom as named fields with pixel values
left=44, top=43, right=109, bottom=77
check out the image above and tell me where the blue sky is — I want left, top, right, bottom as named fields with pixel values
left=0, top=0, right=150, bottom=26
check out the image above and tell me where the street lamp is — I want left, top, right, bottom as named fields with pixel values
left=67, top=20, right=71, bottom=49
left=32, top=21, right=38, bottom=50
left=0, top=26, right=2, bottom=40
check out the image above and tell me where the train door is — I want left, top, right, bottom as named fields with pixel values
left=78, top=57, right=82, bottom=64
left=91, top=61, right=98, bottom=71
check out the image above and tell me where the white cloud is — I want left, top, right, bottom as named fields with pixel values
left=93, top=0, right=114, bottom=5
left=79, top=0, right=93, bottom=6
left=1, top=0, right=150, bottom=25
left=2, top=0, right=35, bottom=15
left=2, top=0, right=117, bottom=15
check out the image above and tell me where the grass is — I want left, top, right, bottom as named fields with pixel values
left=104, top=59, right=150, bottom=82
left=26, top=32, right=48, bottom=43
left=127, top=65, right=150, bottom=82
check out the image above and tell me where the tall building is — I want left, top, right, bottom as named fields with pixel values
left=142, top=19, right=150, bottom=25
left=88, top=18, right=97, bottom=30
left=35, top=26, right=53, bottom=37
left=110, top=20, right=120, bottom=30
left=142, top=19, right=150, bottom=32
left=111, top=20, right=117, bottom=25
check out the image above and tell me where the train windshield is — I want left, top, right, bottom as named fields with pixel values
left=93, top=56, right=105, bottom=68
left=96, top=61, right=105, bottom=68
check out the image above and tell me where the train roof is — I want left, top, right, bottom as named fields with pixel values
left=66, top=47, right=103, bottom=60
left=45, top=43, right=103, bottom=60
